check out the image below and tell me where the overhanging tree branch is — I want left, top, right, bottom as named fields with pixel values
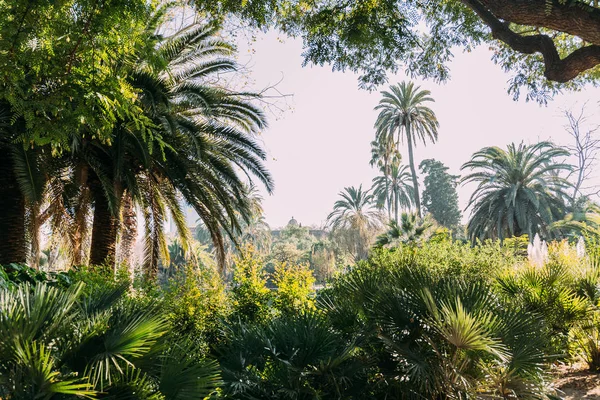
left=462, top=0, right=600, bottom=82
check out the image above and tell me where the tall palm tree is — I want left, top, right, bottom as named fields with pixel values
left=461, top=141, right=572, bottom=242
left=326, top=185, right=381, bottom=261
left=369, top=129, right=397, bottom=220
left=371, top=156, right=414, bottom=222
left=74, top=22, right=273, bottom=275
left=374, top=81, right=439, bottom=217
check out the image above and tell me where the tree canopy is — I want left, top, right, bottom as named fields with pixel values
left=198, top=0, right=600, bottom=101
left=420, top=159, right=462, bottom=230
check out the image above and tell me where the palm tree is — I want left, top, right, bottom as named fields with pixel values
left=461, top=141, right=572, bottom=242
left=371, top=155, right=414, bottom=222
left=374, top=81, right=439, bottom=217
left=73, top=22, right=273, bottom=275
left=369, top=129, right=397, bottom=219
left=326, top=185, right=381, bottom=261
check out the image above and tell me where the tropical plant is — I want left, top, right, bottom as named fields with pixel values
left=327, top=185, right=382, bottom=261
left=218, top=312, right=366, bottom=400
left=69, top=20, right=273, bottom=275
left=320, top=256, right=554, bottom=399
left=371, top=153, right=414, bottom=222
left=374, top=81, right=439, bottom=216
left=375, top=212, right=433, bottom=247
left=461, top=141, right=572, bottom=242
left=551, top=196, right=600, bottom=239
left=369, top=131, right=398, bottom=220
left=0, top=282, right=221, bottom=399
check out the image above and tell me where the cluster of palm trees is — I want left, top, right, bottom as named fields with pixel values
left=327, top=80, right=599, bottom=254
left=0, top=15, right=273, bottom=277
left=326, top=82, right=439, bottom=258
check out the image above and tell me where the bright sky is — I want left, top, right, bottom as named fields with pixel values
left=235, top=30, right=600, bottom=230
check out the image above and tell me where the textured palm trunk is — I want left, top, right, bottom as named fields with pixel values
left=406, top=122, right=421, bottom=217
left=0, top=154, right=27, bottom=265
left=118, top=192, right=137, bottom=268
left=394, top=186, right=399, bottom=223
left=89, top=180, right=120, bottom=268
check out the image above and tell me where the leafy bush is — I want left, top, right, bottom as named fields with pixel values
left=0, top=263, right=72, bottom=288
left=272, top=261, right=316, bottom=315
left=230, top=246, right=274, bottom=324
left=218, top=312, right=367, bottom=399
left=497, top=242, right=592, bottom=355
left=163, top=263, right=231, bottom=352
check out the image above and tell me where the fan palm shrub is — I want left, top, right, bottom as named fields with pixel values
left=218, top=312, right=367, bottom=400
left=375, top=212, right=433, bottom=248
left=496, top=244, right=592, bottom=356
left=461, top=141, right=572, bottom=242
left=0, top=281, right=221, bottom=399
left=319, top=253, right=554, bottom=399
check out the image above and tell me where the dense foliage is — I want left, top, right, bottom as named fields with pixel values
left=196, top=0, right=600, bottom=101
left=5, top=236, right=600, bottom=398
left=462, top=142, right=572, bottom=242
left=420, top=159, right=462, bottom=231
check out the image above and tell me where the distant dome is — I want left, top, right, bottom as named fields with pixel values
left=287, top=216, right=299, bottom=227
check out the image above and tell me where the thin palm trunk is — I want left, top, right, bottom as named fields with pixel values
left=89, top=180, right=120, bottom=268
left=394, top=186, right=399, bottom=222
left=384, top=157, right=392, bottom=220
left=0, top=154, right=27, bottom=265
left=406, top=123, right=421, bottom=217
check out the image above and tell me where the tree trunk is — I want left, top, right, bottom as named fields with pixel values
left=89, top=179, right=120, bottom=268
left=72, top=163, right=91, bottom=265
left=0, top=153, right=27, bottom=265
left=384, top=156, right=392, bottom=221
left=406, top=123, right=422, bottom=217
left=118, top=192, right=137, bottom=268
left=394, top=185, right=399, bottom=223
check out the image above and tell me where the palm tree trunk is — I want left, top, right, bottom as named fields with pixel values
left=72, top=163, right=91, bottom=265
left=0, top=154, right=27, bottom=265
left=394, top=186, right=399, bottom=223
left=406, top=123, right=421, bottom=217
left=89, top=179, right=120, bottom=268
left=118, top=192, right=137, bottom=268
left=384, top=156, right=392, bottom=221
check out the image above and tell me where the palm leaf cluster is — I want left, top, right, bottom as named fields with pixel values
left=326, top=185, right=382, bottom=261
left=0, top=15, right=273, bottom=275
left=217, top=312, right=365, bottom=399
left=375, top=212, right=433, bottom=247
left=319, top=263, right=552, bottom=398
left=0, top=282, right=220, bottom=399
left=461, top=141, right=572, bottom=242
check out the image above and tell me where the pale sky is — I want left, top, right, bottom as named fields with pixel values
left=234, top=30, right=600, bottom=229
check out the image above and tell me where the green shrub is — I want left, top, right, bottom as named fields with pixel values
left=230, top=245, right=274, bottom=324
left=163, top=262, right=230, bottom=352
left=319, top=255, right=554, bottom=398
left=272, top=261, right=316, bottom=315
